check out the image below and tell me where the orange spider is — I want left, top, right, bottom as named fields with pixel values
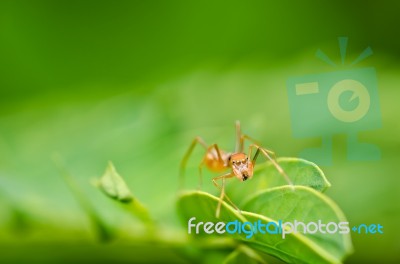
left=180, top=121, right=293, bottom=217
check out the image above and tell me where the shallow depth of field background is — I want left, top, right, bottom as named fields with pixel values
left=0, top=1, right=399, bottom=263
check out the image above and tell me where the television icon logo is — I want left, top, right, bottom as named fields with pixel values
left=287, top=37, right=382, bottom=165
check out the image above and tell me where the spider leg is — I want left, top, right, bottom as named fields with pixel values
left=179, top=137, right=208, bottom=189
left=248, top=143, right=294, bottom=186
left=235, top=120, right=241, bottom=153
left=212, top=172, right=239, bottom=218
left=180, top=136, right=226, bottom=189
left=235, top=122, right=260, bottom=153
left=241, top=134, right=261, bottom=153
left=209, top=143, right=224, bottom=163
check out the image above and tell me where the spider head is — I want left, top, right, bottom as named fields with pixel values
left=229, top=153, right=254, bottom=181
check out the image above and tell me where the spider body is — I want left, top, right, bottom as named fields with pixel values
left=203, top=148, right=229, bottom=172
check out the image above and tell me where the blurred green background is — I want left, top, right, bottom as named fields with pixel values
left=0, top=0, right=399, bottom=263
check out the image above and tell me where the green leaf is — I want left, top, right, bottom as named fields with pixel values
left=242, top=186, right=353, bottom=264
left=223, top=245, right=267, bottom=264
left=98, top=161, right=134, bottom=202
left=177, top=189, right=353, bottom=264
left=177, top=190, right=247, bottom=242
left=96, top=161, right=153, bottom=224
left=225, top=158, right=331, bottom=205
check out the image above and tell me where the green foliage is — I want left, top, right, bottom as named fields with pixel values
left=95, top=161, right=153, bottom=225
left=242, top=186, right=353, bottom=263
left=177, top=158, right=353, bottom=264
left=223, top=245, right=266, bottom=264
left=97, top=161, right=135, bottom=203
left=1, top=126, right=353, bottom=263
left=0, top=3, right=398, bottom=262
left=86, top=157, right=353, bottom=263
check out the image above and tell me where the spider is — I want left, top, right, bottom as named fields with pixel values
left=180, top=121, right=293, bottom=218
